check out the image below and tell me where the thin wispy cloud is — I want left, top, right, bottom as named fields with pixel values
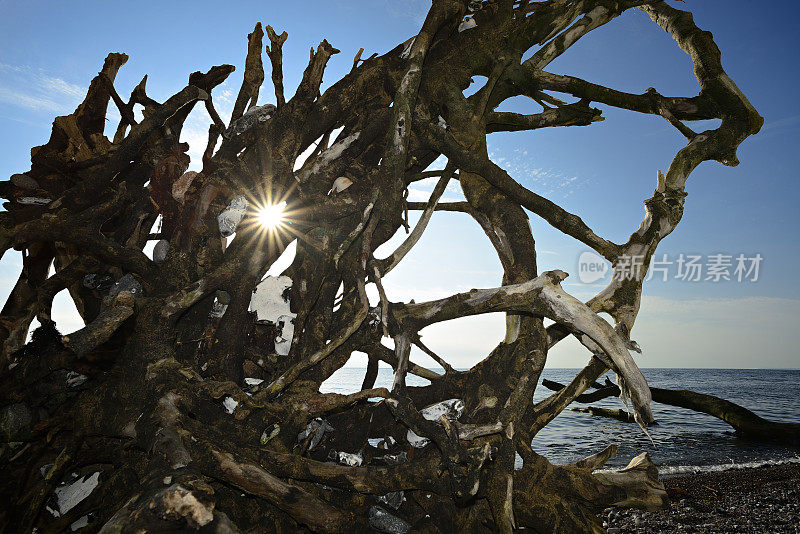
left=0, top=63, right=85, bottom=114
left=407, top=174, right=466, bottom=203
left=750, top=113, right=800, bottom=143
left=488, top=146, right=583, bottom=198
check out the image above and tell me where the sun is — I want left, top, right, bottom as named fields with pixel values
left=257, top=201, right=286, bottom=230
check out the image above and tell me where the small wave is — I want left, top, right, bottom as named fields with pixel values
left=653, top=456, right=800, bottom=477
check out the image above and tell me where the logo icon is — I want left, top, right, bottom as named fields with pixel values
left=577, top=251, right=609, bottom=284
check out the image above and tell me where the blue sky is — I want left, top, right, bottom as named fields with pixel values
left=1, top=1, right=798, bottom=368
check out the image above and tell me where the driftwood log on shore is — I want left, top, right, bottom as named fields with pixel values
left=544, top=379, right=800, bottom=443
left=571, top=405, right=637, bottom=423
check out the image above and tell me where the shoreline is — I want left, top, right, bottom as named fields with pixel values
left=602, top=463, right=800, bottom=532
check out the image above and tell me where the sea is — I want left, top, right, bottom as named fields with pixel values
left=320, top=368, right=800, bottom=476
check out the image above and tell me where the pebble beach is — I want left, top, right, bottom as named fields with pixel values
left=601, top=463, right=800, bottom=533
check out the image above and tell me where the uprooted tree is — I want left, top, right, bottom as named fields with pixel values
left=0, top=1, right=765, bottom=532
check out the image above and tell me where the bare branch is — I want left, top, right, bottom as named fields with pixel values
left=390, top=332, right=412, bottom=394
left=367, top=342, right=442, bottom=381
left=394, top=270, right=653, bottom=425
left=412, top=334, right=455, bottom=374
left=419, top=122, right=619, bottom=258
left=486, top=100, right=602, bottom=132
left=524, top=1, right=637, bottom=69
left=350, top=47, right=365, bottom=74
left=406, top=201, right=472, bottom=212
left=265, top=25, right=288, bottom=107
left=530, top=357, right=608, bottom=435
left=62, top=292, right=135, bottom=355
left=204, top=448, right=355, bottom=533
left=231, top=23, right=265, bottom=122
left=382, top=0, right=460, bottom=206
left=375, top=163, right=456, bottom=275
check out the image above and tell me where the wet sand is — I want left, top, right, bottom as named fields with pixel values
left=602, top=463, right=800, bottom=533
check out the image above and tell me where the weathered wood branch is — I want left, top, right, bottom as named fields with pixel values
left=571, top=405, right=636, bottom=423
left=393, top=271, right=653, bottom=426
left=419, top=122, right=620, bottom=259
left=486, top=100, right=603, bottom=132
left=265, top=25, right=289, bottom=108
left=231, top=23, right=265, bottom=122
left=375, top=163, right=455, bottom=275
left=205, top=448, right=357, bottom=533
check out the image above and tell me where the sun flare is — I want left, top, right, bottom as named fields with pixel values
left=257, top=201, right=286, bottom=230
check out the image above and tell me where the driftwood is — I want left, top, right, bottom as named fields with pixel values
left=0, top=1, right=762, bottom=532
left=571, top=406, right=637, bottom=424
left=544, top=379, right=800, bottom=443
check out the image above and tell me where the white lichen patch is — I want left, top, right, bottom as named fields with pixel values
left=18, top=197, right=52, bottom=205
left=420, top=399, right=465, bottom=421
left=244, top=377, right=264, bottom=387
left=407, top=399, right=465, bottom=449
left=251, top=276, right=293, bottom=322
left=208, top=299, right=228, bottom=319
left=400, top=37, right=416, bottom=59
left=297, top=418, right=334, bottom=451
left=161, top=485, right=214, bottom=527
left=171, top=171, right=197, bottom=204
left=225, top=103, right=276, bottom=137
left=329, top=176, right=353, bottom=194
left=422, top=302, right=444, bottom=320
left=217, top=195, right=248, bottom=237
left=406, top=429, right=430, bottom=449
left=393, top=113, right=407, bottom=152
left=398, top=66, right=419, bottom=94
left=369, top=505, right=411, bottom=534
left=153, top=239, right=170, bottom=264
left=301, top=132, right=361, bottom=180
left=465, top=288, right=496, bottom=307
left=458, top=17, right=477, bottom=32
left=65, top=371, right=88, bottom=387
left=222, top=396, right=238, bottom=414
left=70, top=515, right=89, bottom=531
left=337, top=451, right=363, bottom=467
left=54, top=471, right=101, bottom=515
